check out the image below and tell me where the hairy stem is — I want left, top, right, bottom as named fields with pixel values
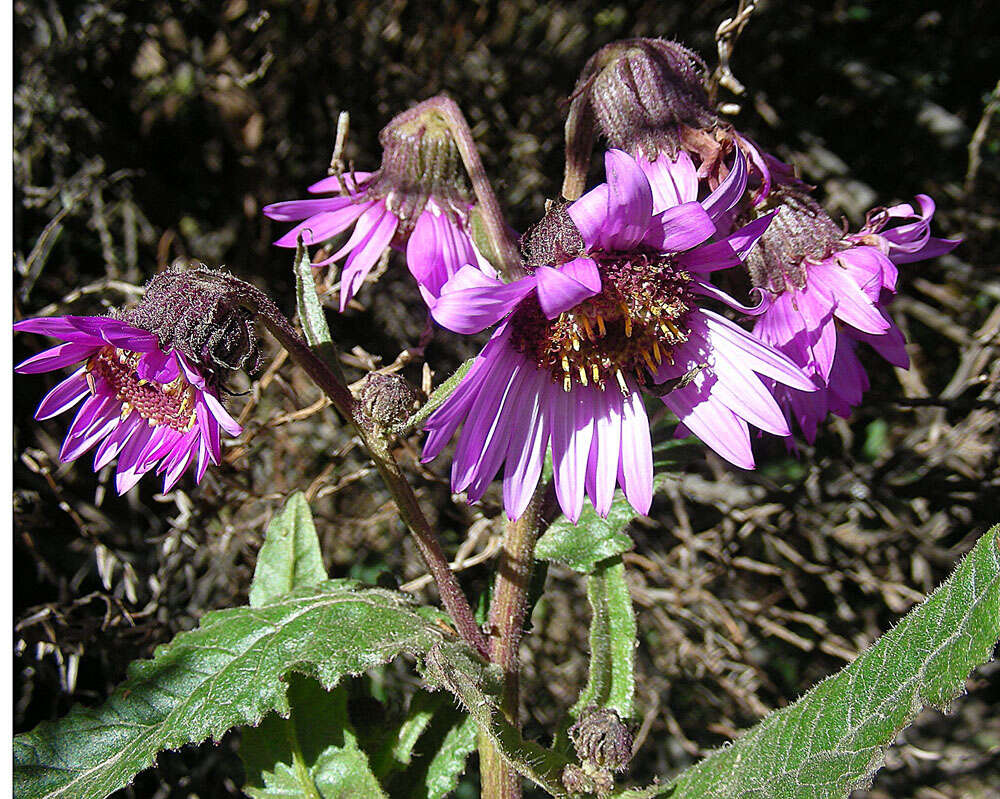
left=229, top=275, right=489, bottom=659
left=479, top=486, right=547, bottom=799
left=561, top=91, right=595, bottom=201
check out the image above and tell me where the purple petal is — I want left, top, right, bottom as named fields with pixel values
left=273, top=201, right=374, bottom=249
left=59, top=393, right=120, bottom=462
left=550, top=384, right=595, bottom=523
left=502, top=369, right=552, bottom=520
left=263, top=195, right=355, bottom=222
left=35, top=370, right=91, bottom=420
left=94, top=412, right=143, bottom=471
left=808, top=260, right=890, bottom=335
left=339, top=206, right=400, bottom=310
left=602, top=149, right=654, bottom=251
left=16, top=342, right=97, bottom=374
left=889, top=237, right=960, bottom=265
left=201, top=391, right=242, bottom=436
left=617, top=387, right=652, bottom=515
left=642, top=201, right=715, bottom=253
left=307, top=171, right=373, bottom=194
left=67, top=318, right=158, bottom=351
left=568, top=184, right=610, bottom=251
left=702, top=149, right=748, bottom=222
left=430, top=266, right=537, bottom=334
left=535, top=257, right=602, bottom=318
left=711, top=350, right=791, bottom=436
left=663, top=380, right=755, bottom=468
left=702, top=309, right=817, bottom=391
left=136, top=349, right=179, bottom=384
left=637, top=152, right=699, bottom=213
left=725, top=212, right=776, bottom=259
left=585, top=387, right=623, bottom=517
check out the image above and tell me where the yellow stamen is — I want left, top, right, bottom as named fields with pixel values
left=561, top=355, right=571, bottom=373
left=596, top=315, right=606, bottom=336
left=652, top=341, right=662, bottom=364
left=616, top=369, right=628, bottom=394
left=563, top=375, right=572, bottom=392
left=624, top=316, right=632, bottom=337
left=581, top=315, right=594, bottom=340
left=642, top=350, right=657, bottom=372
left=592, top=364, right=601, bottom=383
left=578, top=366, right=588, bottom=386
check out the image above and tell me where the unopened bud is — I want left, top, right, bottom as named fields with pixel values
left=561, top=763, right=614, bottom=797
left=743, top=187, right=846, bottom=294
left=569, top=707, right=634, bottom=773
left=358, top=372, right=423, bottom=432
left=122, top=261, right=262, bottom=378
left=576, top=38, right=717, bottom=160
left=365, top=105, right=472, bottom=231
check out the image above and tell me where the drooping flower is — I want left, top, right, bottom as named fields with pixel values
left=263, top=103, right=490, bottom=310
left=422, top=149, right=815, bottom=521
left=748, top=189, right=960, bottom=440
left=14, top=267, right=256, bottom=493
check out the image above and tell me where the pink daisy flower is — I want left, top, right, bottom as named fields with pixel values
left=749, top=191, right=960, bottom=440
left=15, top=315, right=242, bottom=493
left=421, top=149, right=815, bottom=521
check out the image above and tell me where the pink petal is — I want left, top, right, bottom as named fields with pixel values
left=617, top=388, right=653, bottom=515
left=34, top=370, right=90, bottom=419
left=535, top=257, right=602, bottom=318
left=602, top=149, right=654, bottom=251
left=339, top=206, right=400, bottom=309
left=642, top=201, right=715, bottom=253
left=429, top=266, right=537, bottom=334
left=550, top=384, right=595, bottom=523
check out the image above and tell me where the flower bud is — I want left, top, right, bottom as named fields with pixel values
left=561, top=763, right=614, bottom=797
left=569, top=706, right=634, bottom=773
left=742, top=187, right=846, bottom=294
left=367, top=105, right=472, bottom=231
left=122, top=261, right=262, bottom=378
left=575, top=39, right=716, bottom=160
left=358, top=372, right=423, bottom=432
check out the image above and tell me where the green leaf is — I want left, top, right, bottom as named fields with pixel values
left=536, top=494, right=636, bottom=574
left=393, top=358, right=475, bottom=437
left=422, top=714, right=478, bottom=799
left=293, top=238, right=333, bottom=348
left=424, top=642, right=573, bottom=797
left=667, top=526, right=1000, bottom=799
left=249, top=492, right=327, bottom=609
left=572, top=558, right=637, bottom=720
left=368, top=691, right=440, bottom=777
left=241, top=676, right=386, bottom=799
left=13, top=582, right=461, bottom=799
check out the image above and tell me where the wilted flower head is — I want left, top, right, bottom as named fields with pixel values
left=748, top=189, right=959, bottom=440
left=263, top=101, right=490, bottom=309
left=14, top=266, right=254, bottom=493
left=565, top=37, right=783, bottom=218
left=422, top=149, right=814, bottom=521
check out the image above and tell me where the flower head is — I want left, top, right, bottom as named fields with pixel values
left=422, top=150, right=814, bottom=520
left=14, top=267, right=252, bottom=493
left=748, top=189, right=960, bottom=440
left=264, top=104, right=489, bottom=309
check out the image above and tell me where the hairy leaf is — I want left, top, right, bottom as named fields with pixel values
left=667, top=526, right=1000, bottom=798
left=241, top=676, right=386, bottom=799
left=293, top=238, right=332, bottom=348
left=249, top=492, right=327, bottom=609
left=13, top=582, right=457, bottom=799
left=424, top=642, right=573, bottom=797
left=422, top=714, right=478, bottom=799
left=572, top=558, right=637, bottom=720
left=536, top=495, right=636, bottom=574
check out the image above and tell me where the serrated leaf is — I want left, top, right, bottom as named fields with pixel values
left=393, top=358, right=475, bottom=437
left=667, top=525, right=1000, bottom=799
left=13, top=582, right=460, bottom=799
left=422, top=714, right=478, bottom=799
left=572, top=558, right=636, bottom=720
left=424, top=642, right=572, bottom=797
left=369, top=691, right=440, bottom=778
left=241, top=676, right=386, bottom=799
left=536, top=495, right=635, bottom=574
left=250, top=492, right=327, bottom=609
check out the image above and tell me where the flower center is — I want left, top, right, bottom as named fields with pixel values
left=87, top=348, right=198, bottom=431
left=509, top=251, right=693, bottom=393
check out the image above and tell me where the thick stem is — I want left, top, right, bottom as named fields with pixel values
left=479, top=486, right=547, bottom=799
left=231, top=277, right=489, bottom=659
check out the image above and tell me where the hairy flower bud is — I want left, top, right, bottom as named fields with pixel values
left=569, top=707, right=634, bottom=773
left=121, top=261, right=262, bottom=379
left=574, top=38, right=717, bottom=160
left=358, top=372, right=423, bottom=432
left=742, top=187, right=846, bottom=294
left=561, top=763, right=614, bottom=797
left=367, top=106, right=472, bottom=230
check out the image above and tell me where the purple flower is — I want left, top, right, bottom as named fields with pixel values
left=749, top=191, right=959, bottom=441
left=421, top=150, right=815, bottom=521
left=15, top=315, right=242, bottom=493
left=263, top=170, right=489, bottom=310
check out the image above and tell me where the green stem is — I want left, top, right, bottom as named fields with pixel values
left=285, top=723, right=323, bottom=799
